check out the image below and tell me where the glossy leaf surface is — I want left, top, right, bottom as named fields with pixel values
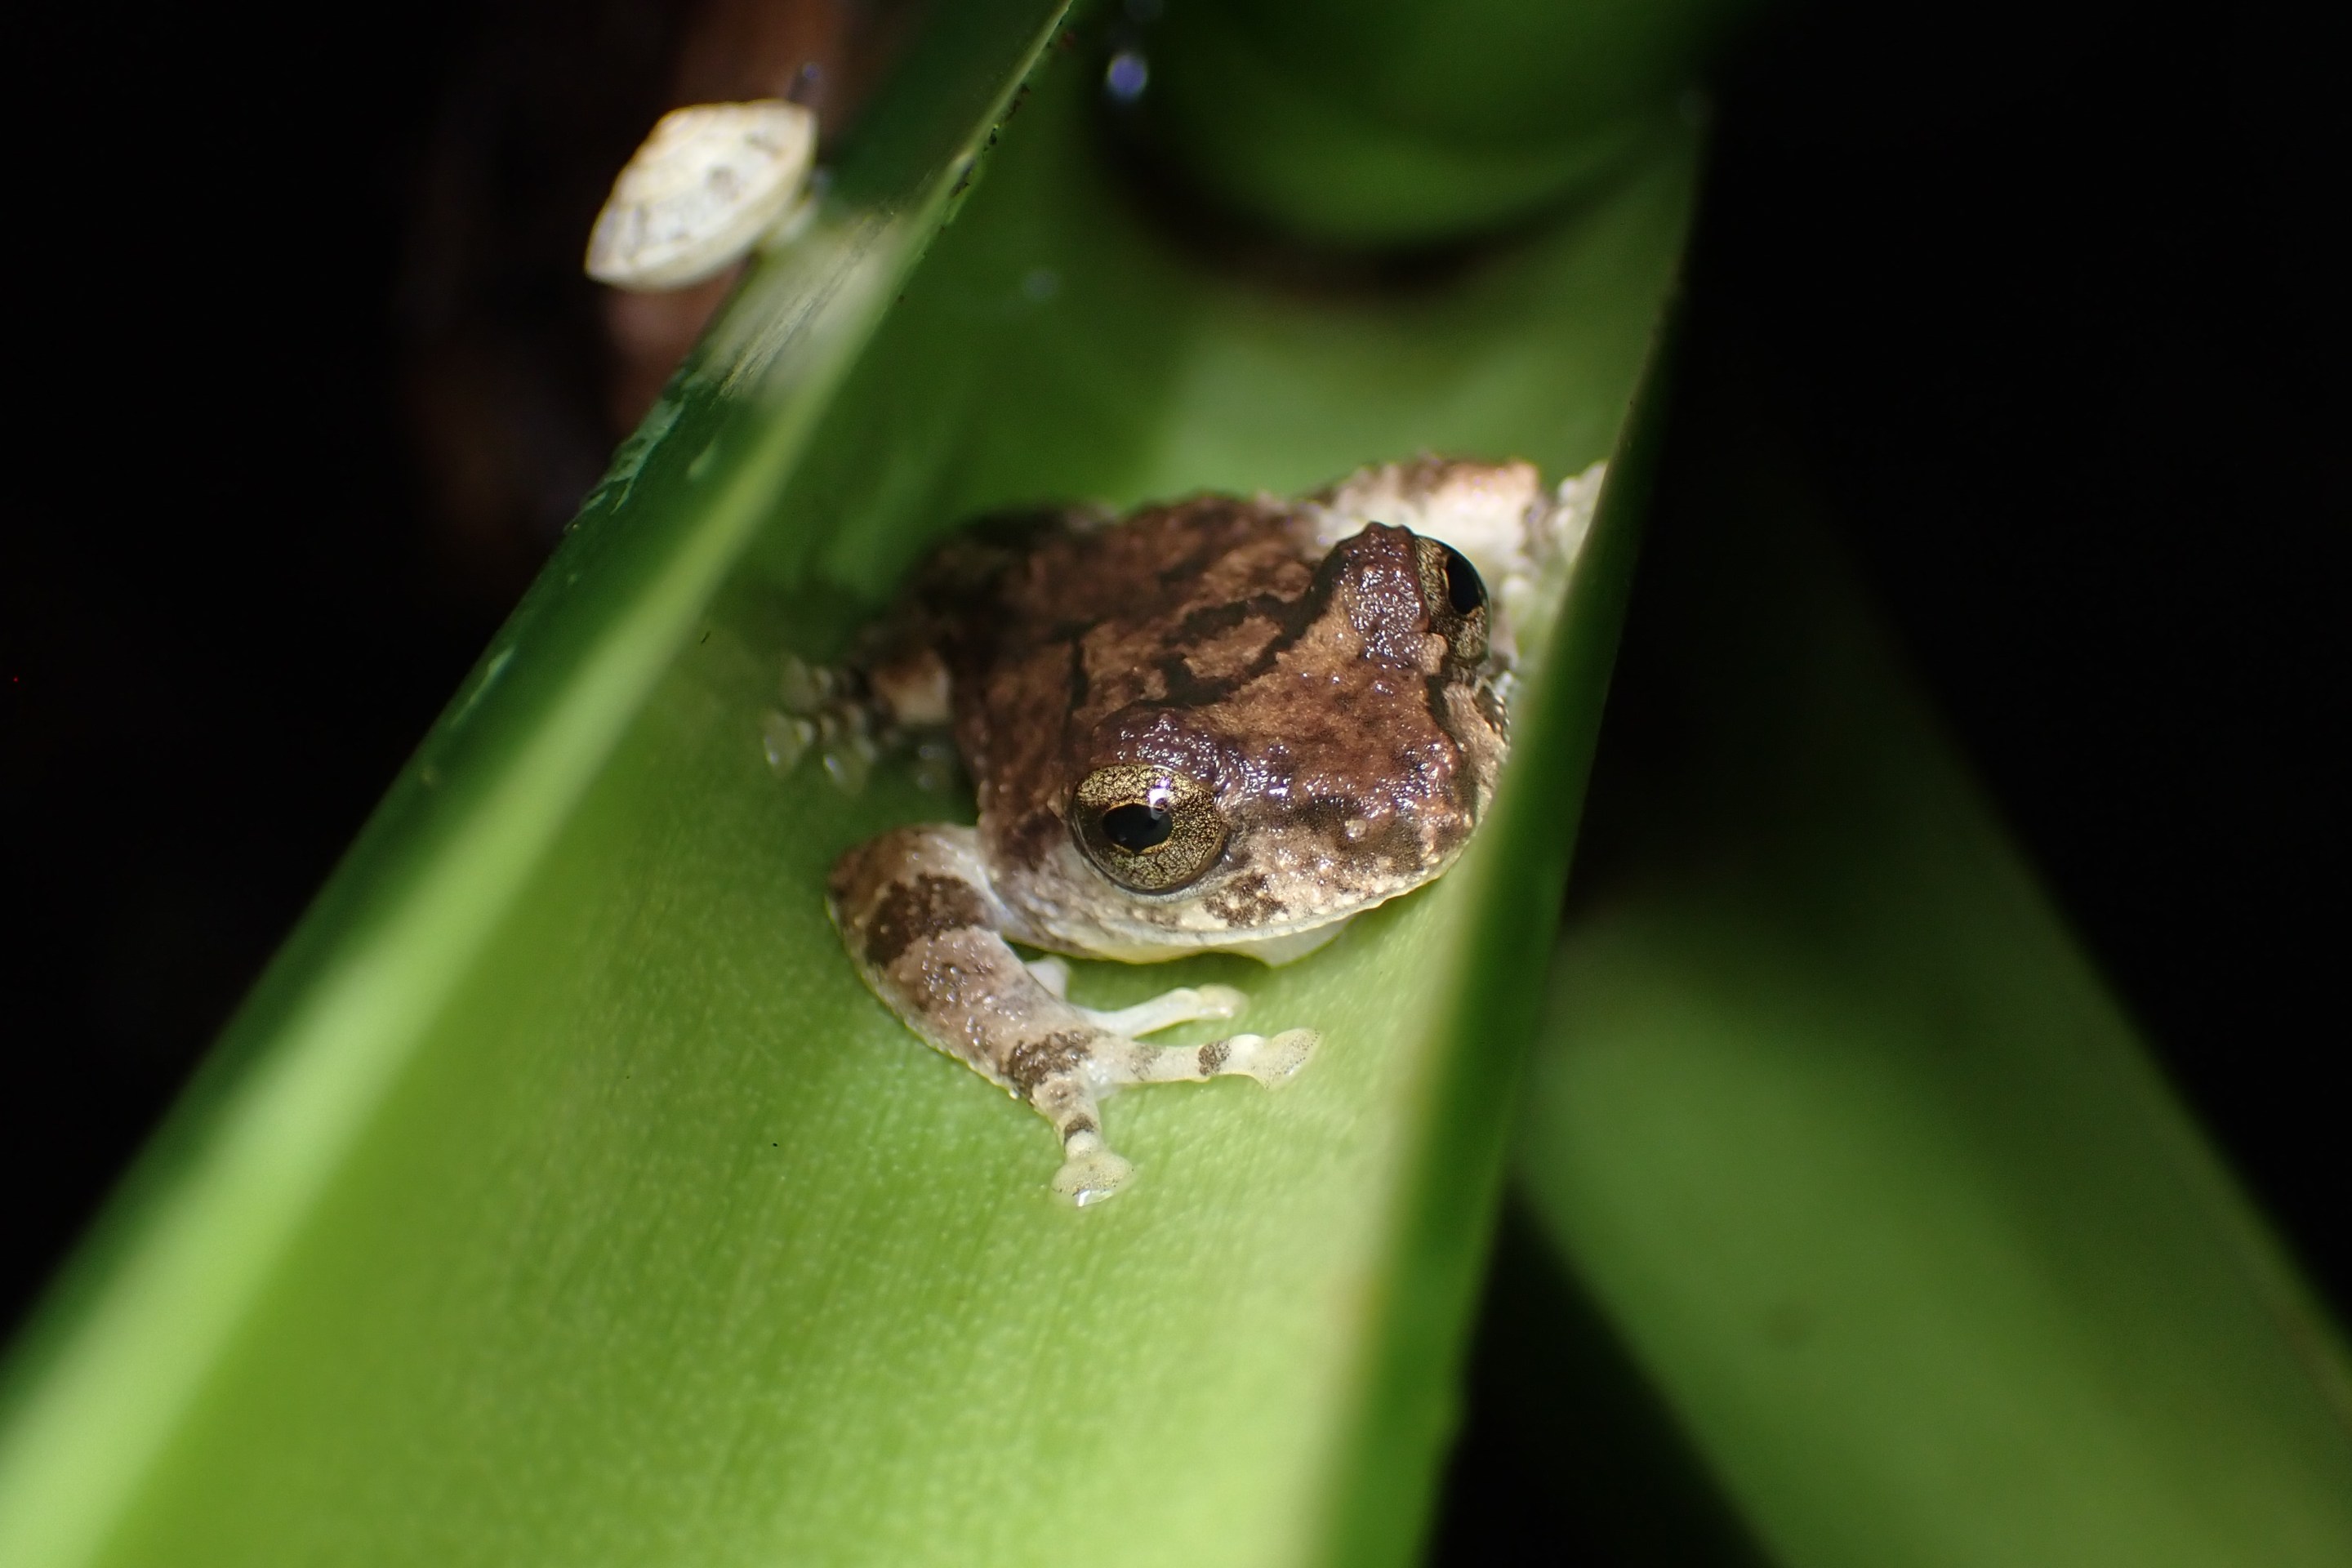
left=0, top=4, right=1699, bottom=1565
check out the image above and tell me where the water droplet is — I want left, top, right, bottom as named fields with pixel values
left=1105, top=51, right=1148, bottom=103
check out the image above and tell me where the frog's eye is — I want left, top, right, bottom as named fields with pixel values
left=1414, top=537, right=1490, bottom=663
left=1437, top=542, right=1486, bottom=613
left=1071, top=765, right=1227, bottom=893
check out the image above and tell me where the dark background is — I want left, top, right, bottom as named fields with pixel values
left=2, top=0, right=2340, bottom=1512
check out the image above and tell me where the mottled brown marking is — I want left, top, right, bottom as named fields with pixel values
left=934, top=500, right=1329, bottom=851
left=1061, top=1116, right=1098, bottom=1140
left=1361, top=811, right=1438, bottom=873
left=1197, top=1040, right=1230, bottom=1075
left=862, top=874, right=990, bottom=969
left=1203, top=871, right=1285, bottom=927
left=1004, top=805, right=1065, bottom=874
left=1327, top=524, right=1438, bottom=670
left=1423, top=670, right=1462, bottom=732
left=1156, top=655, right=1240, bottom=709
left=1178, top=599, right=1254, bottom=639
left=1300, top=796, right=1355, bottom=835
left=1006, top=1030, right=1094, bottom=1096
left=1476, top=680, right=1508, bottom=736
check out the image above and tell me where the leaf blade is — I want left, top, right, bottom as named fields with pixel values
left=2, top=13, right=1701, bottom=1567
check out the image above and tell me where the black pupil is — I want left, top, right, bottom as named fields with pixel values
left=1102, top=803, right=1173, bottom=853
left=1441, top=544, right=1486, bottom=615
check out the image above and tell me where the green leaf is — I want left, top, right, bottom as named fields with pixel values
left=0, top=6, right=1699, bottom=1565
left=1512, top=410, right=2352, bottom=1565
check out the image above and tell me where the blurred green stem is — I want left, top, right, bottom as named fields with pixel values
left=1511, top=381, right=2352, bottom=1566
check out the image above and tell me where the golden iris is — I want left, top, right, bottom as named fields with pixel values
left=1071, top=765, right=1227, bottom=892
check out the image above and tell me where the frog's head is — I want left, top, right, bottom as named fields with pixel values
left=1059, top=521, right=1508, bottom=956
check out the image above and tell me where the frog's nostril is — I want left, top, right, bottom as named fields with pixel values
left=1102, top=804, right=1174, bottom=852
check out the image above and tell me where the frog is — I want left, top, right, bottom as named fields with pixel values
left=808, top=457, right=1602, bottom=1204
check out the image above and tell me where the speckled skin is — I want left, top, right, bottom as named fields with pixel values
left=822, top=458, right=1598, bottom=1203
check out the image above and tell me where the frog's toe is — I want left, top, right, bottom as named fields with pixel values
left=1189, top=983, right=1250, bottom=1020
left=1050, top=1146, right=1134, bottom=1207
left=1080, top=983, right=1249, bottom=1038
left=768, top=655, right=894, bottom=793
left=760, top=709, right=817, bottom=774
left=1235, top=1027, right=1321, bottom=1088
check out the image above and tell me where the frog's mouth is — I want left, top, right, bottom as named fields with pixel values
left=1066, top=835, right=1471, bottom=967
left=1203, top=922, right=1351, bottom=967
left=1067, top=914, right=1353, bottom=969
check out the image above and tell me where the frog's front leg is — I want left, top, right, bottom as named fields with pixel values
left=827, top=825, right=1319, bottom=1205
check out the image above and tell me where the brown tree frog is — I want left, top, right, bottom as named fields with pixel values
left=797, top=458, right=1601, bottom=1204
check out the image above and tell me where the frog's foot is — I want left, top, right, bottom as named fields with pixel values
left=1023, top=1025, right=1316, bottom=1207
left=1029, top=1071, right=1133, bottom=1207
left=1049, top=1129, right=1134, bottom=1207
left=768, top=652, right=958, bottom=795
left=762, top=655, right=882, bottom=792
left=831, top=825, right=1313, bottom=1208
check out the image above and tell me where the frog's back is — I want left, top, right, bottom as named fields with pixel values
left=935, top=497, right=1325, bottom=854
